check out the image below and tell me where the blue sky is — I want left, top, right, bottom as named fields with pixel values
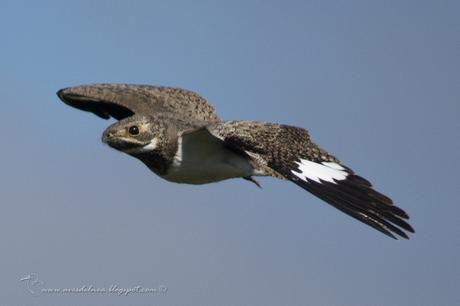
left=1, top=1, right=459, bottom=305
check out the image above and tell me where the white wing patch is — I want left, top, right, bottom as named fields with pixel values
left=291, top=159, right=348, bottom=184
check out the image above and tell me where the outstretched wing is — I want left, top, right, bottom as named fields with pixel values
left=207, top=121, right=414, bottom=239
left=57, top=84, right=220, bottom=123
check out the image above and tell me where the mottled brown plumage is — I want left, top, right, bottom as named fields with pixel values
left=206, top=121, right=413, bottom=239
left=58, top=84, right=219, bottom=122
left=57, top=83, right=414, bottom=239
left=207, top=121, right=339, bottom=178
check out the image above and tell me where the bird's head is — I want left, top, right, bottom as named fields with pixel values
left=102, top=114, right=167, bottom=156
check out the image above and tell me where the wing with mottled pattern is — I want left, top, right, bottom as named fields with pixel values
left=206, top=121, right=414, bottom=239
left=57, top=84, right=220, bottom=123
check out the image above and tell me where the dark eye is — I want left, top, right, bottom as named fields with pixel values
left=128, top=125, right=139, bottom=135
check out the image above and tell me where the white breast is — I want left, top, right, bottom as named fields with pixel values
left=161, top=129, right=254, bottom=184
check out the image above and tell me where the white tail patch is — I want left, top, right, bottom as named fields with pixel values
left=291, top=159, right=348, bottom=184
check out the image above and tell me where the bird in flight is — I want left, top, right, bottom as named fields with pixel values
left=57, top=84, right=414, bottom=239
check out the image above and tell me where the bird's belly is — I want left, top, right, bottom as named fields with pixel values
left=161, top=151, right=254, bottom=184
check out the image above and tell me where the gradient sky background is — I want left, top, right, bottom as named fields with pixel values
left=1, top=1, right=459, bottom=305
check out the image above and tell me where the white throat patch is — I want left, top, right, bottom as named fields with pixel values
left=291, top=159, right=348, bottom=184
left=124, top=138, right=158, bottom=154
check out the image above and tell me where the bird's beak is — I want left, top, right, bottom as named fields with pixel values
left=101, top=130, right=112, bottom=144
left=101, top=126, right=124, bottom=146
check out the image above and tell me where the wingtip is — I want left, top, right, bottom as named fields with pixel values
left=56, top=87, right=69, bottom=101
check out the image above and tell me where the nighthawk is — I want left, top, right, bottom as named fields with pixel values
left=57, top=84, right=414, bottom=239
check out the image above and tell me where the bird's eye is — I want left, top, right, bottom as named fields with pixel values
left=128, top=126, right=139, bottom=135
